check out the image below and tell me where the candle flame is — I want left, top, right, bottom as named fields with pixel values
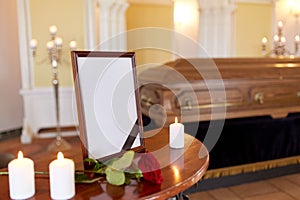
left=17, top=151, right=23, bottom=159
left=57, top=152, right=64, bottom=160
left=175, top=117, right=178, bottom=124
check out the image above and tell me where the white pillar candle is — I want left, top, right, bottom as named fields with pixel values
left=169, top=117, right=184, bottom=149
left=8, top=151, right=35, bottom=199
left=49, top=152, right=75, bottom=200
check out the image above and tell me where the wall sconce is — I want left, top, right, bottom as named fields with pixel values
left=289, top=0, right=300, bottom=18
left=173, top=1, right=194, bottom=25
left=30, top=25, right=76, bottom=152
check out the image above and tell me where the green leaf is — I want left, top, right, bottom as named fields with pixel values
left=111, top=150, right=135, bottom=170
left=125, top=164, right=143, bottom=181
left=103, top=158, right=119, bottom=166
left=124, top=176, right=131, bottom=185
left=93, top=162, right=101, bottom=171
left=75, top=173, right=103, bottom=184
left=95, top=166, right=106, bottom=174
left=84, top=158, right=98, bottom=163
left=125, top=170, right=143, bottom=181
left=105, top=167, right=125, bottom=186
left=75, top=151, right=141, bottom=186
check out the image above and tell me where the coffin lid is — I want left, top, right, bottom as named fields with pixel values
left=138, top=57, right=300, bottom=85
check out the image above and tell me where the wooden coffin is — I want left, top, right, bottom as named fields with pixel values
left=138, top=57, right=300, bottom=126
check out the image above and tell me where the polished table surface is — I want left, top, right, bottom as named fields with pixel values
left=0, top=128, right=209, bottom=200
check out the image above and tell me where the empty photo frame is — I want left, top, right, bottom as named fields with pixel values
left=71, top=51, right=144, bottom=162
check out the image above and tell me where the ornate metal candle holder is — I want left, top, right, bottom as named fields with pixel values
left=261, top=21, right=300, bottom=57
left=30, top=25, right=76, bottom=152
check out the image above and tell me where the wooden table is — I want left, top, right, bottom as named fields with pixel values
left=0, top=128, right=209, bottom=199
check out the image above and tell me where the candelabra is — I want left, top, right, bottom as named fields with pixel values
left=261, top=21, right=300, bottom=57
left=30, top=25, right=77, bottom=152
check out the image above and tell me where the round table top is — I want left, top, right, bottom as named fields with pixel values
left=0, top=127, right=209, bottom=200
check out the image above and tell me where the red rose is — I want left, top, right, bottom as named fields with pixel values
left=138, top=152, right=163, bottom=184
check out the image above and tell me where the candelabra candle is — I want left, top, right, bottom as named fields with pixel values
left=277, top=21, right=283, bottom=36
left=49, top=25, right=57, bottom=38
left=30, top=39, right=37, bottom=50
left=55, top=37, right=63, bottom=48
left=69, top=40, right=77, bottom=50
left=261, top=37, right=267, bottom=54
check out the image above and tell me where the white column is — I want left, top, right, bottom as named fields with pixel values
left=96, top=0, right=128, bottom=51
left=17, top=0, right=34, bottom=142
left=198, top=0, right=236, bottom=57
left=110, top=0, right=119, bottom=50
left=84, top=0, right=97, bottom=50
left=16, top=0, right=33, bottom=89
left=109, top=0, right=128, bottom=51
left=97, top=0, right=114, bottom=50
left=117, top=0, right=129, bottom=51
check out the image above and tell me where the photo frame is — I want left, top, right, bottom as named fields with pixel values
left=71, top=51, right=144, bottom=163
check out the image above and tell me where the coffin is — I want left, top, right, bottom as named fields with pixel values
left=139, top=57, right=300, bottom=177
left=139, top=57, right=300, bottom=126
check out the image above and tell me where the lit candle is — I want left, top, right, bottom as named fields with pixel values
left=261, top=37, right=267, bottom=52
left=261, top=37, right=267, bottom=45
left=8, top=151, right=35, bottom=199
left=49, top=25, right=57, bottom=35
left=46, top=41, right=54, bottom=50
left=169, top=117, right=184, bottom=149
left=54, top=37, right=63, bottom=47
left=277, top=21, right=283, bottom=36
left=30, top=39, right=38, bottom=49
left=69, top=40, right=77, bottom=50
left=295, top=35, right=300, bottom=43
left=274, top=35, right=279, bottom=42
left=49, top=152, right=75, bottom=200
left=277, top=21, right=283, bottom=29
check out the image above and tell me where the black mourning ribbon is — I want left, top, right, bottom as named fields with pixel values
left=122, top=119, right=139, bottom=150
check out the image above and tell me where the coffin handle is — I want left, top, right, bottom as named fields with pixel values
left=254, top=92, right=264, bottom=104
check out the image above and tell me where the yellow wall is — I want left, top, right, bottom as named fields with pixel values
left=30, top=0, right=85, bottom=87
left=126, top=3, right=174, bottom=66
left=235, top=2, right=273, bottom=57
left=30, top=1, right=274, bottom=86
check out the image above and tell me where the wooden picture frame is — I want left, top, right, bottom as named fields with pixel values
left=71, top=51, right=144, bottom=163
